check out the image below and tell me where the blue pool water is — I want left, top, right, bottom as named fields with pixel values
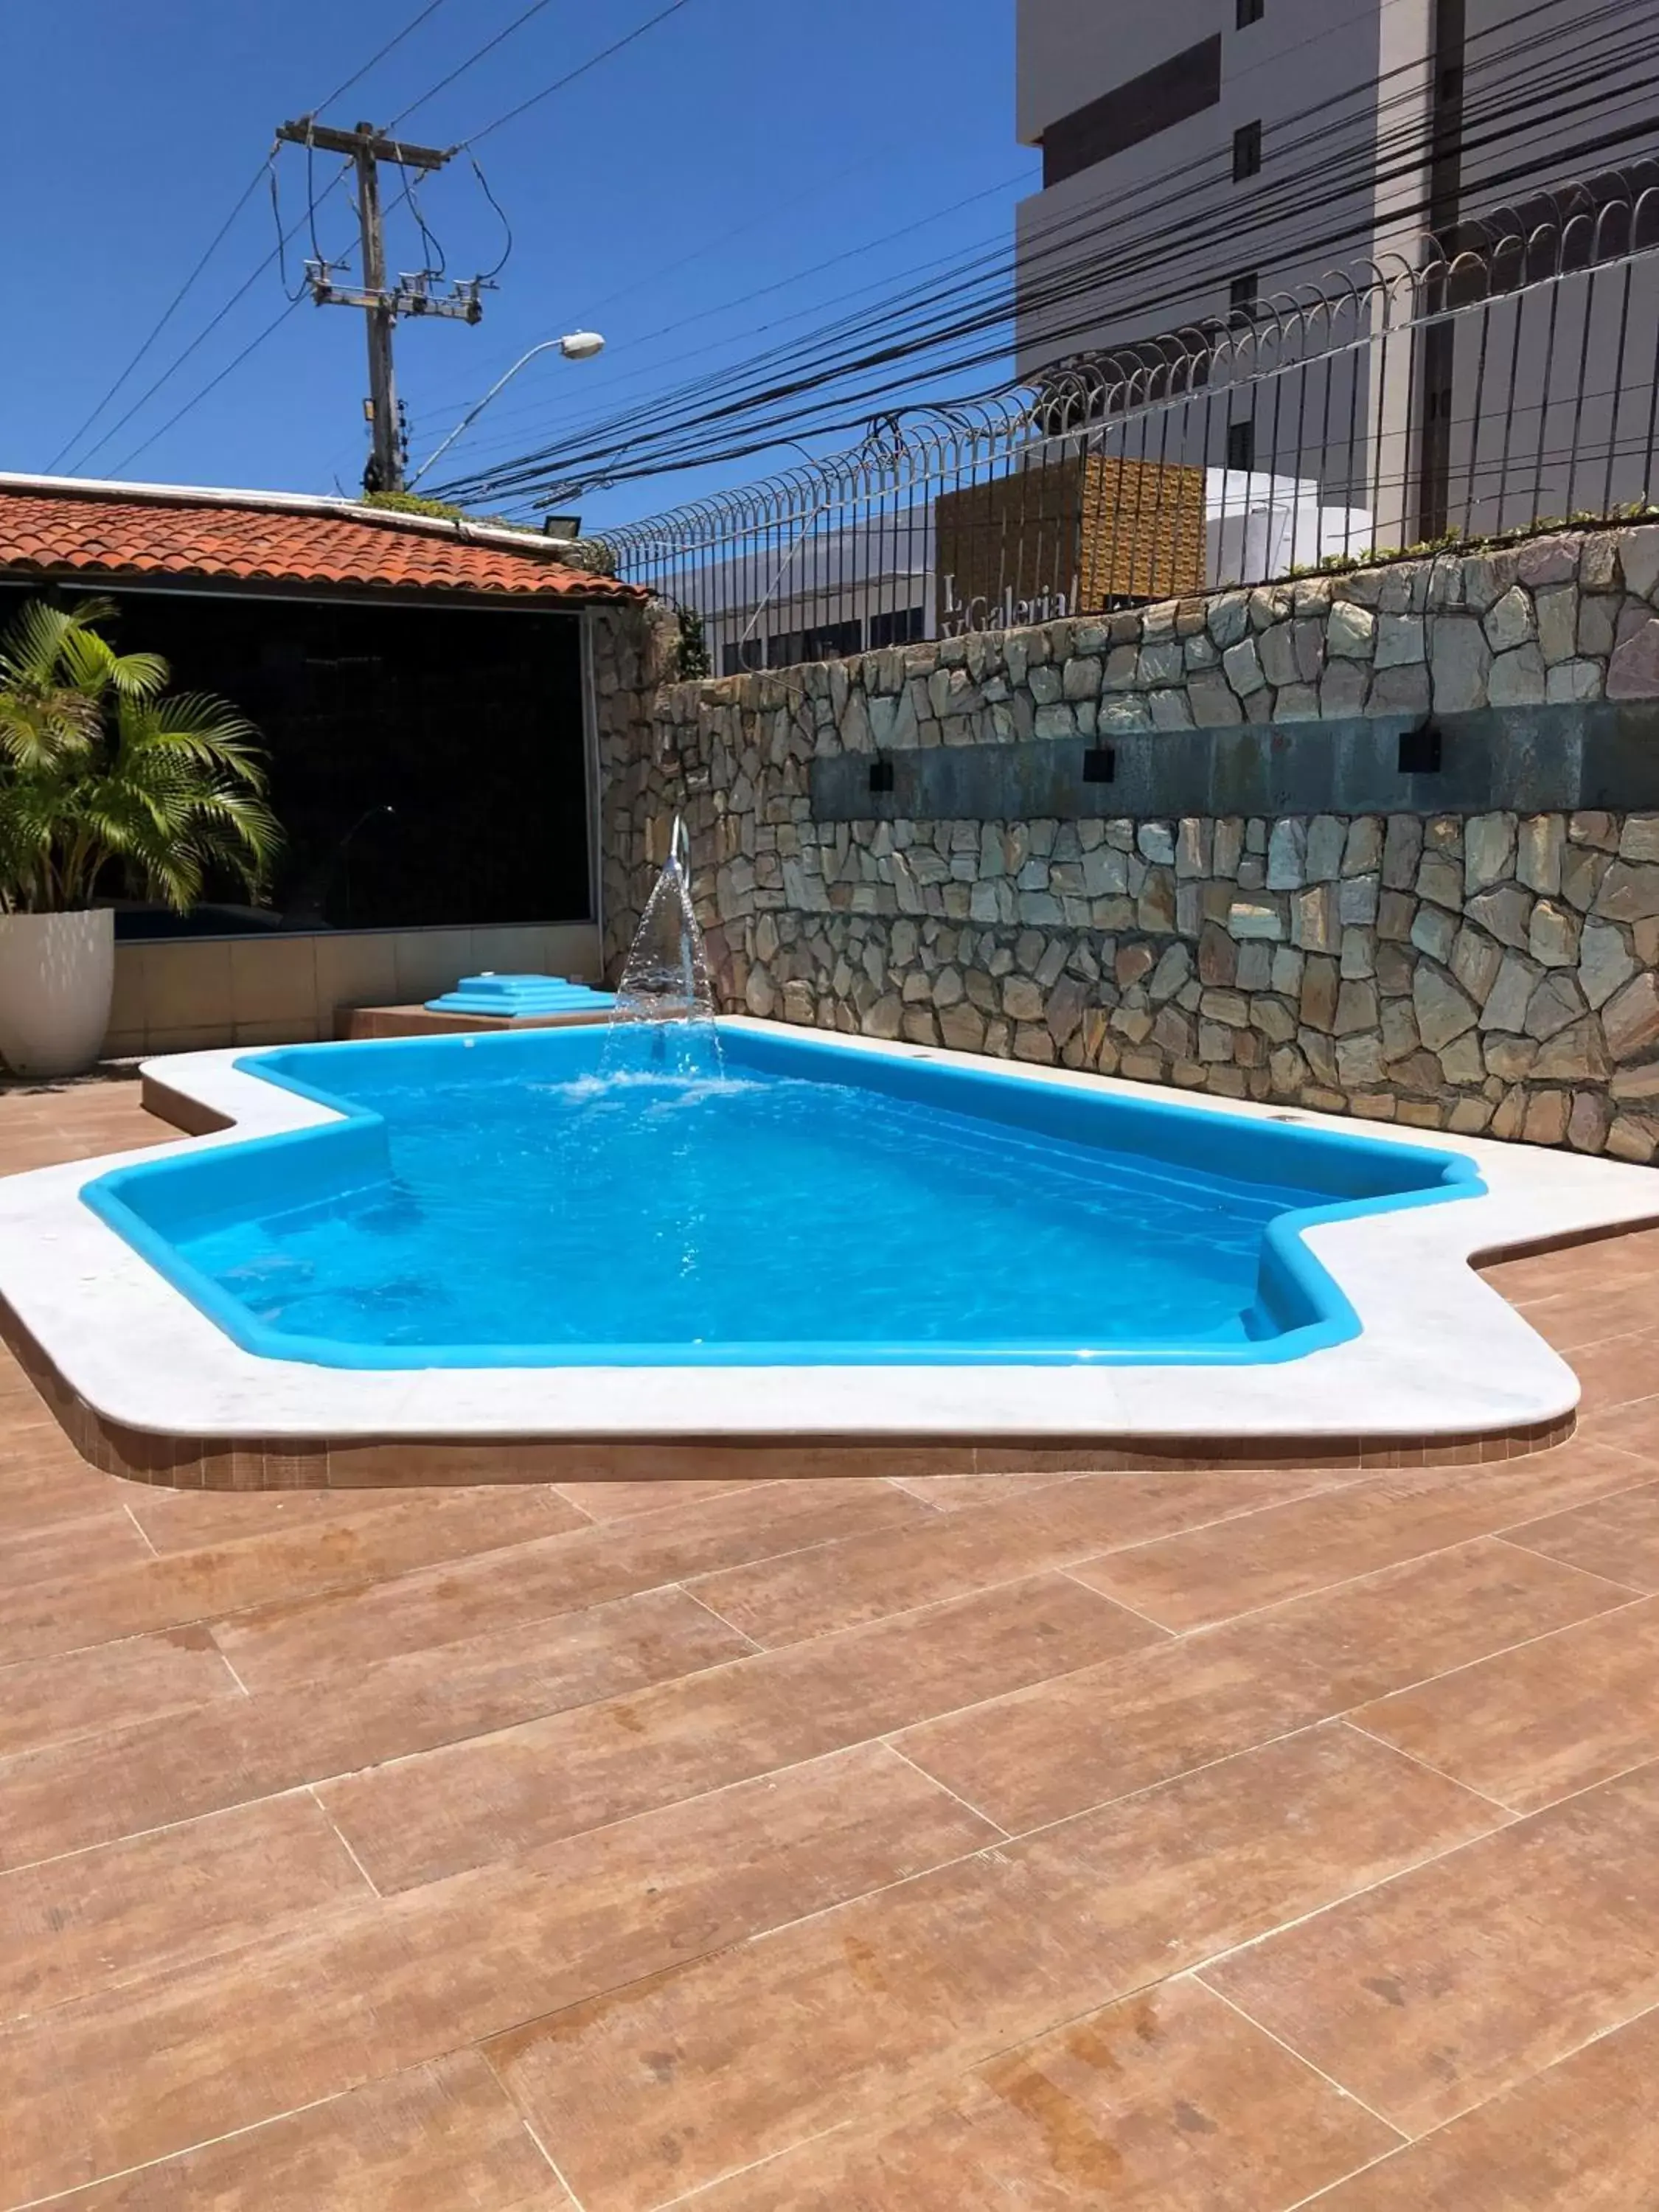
left=84, top=1024, right=1481, bottom=1367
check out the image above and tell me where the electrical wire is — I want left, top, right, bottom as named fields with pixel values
left=464, top=8, right=1613, bottom=480
left=268, top=153, right=313, bottom=302
left=469, top=156, right=513, bottom=282
left=305, top=131, right=328, bottom=269
left=416, top=161, right=1036, bottom=440
left=475, top=0, right=1650, bottom=473
left=308, top=0, right=455, bottom=116
left=405, top=168, right=448, bottom=276
left=386, top=0, right=561, bottom=127
left=44, top=166, right=269, bottom=471
left=416, top=0, right=1444, bottom=434
left=63, top=0, right=698, bottom=479
left=439, top=0, right=1659, bottom=501
left=46, top=0, right=455, bottom=475
left=414, top=0, right=1500, bottom=455
left=554, top=87, right=1659, bottom=494
left=450, top=0, right=700, bottom=150
left=69, top=158, right=355, bottom=476
left=107, top=300, right=307, bottom=479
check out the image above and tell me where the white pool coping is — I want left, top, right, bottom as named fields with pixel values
left=1, top=1018, right=1655, bottom=1447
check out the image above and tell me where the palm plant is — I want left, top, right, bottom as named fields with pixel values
left=0, top=596, right=280, bottom=915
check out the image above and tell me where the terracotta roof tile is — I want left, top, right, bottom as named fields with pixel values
left=0, top=486, right=638, bottom=603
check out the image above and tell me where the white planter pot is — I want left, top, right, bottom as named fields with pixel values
left=0, top=910, right=116, bottom=1079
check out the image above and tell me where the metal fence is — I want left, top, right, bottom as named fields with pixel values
left=599, top=167, right=1659, bottom=678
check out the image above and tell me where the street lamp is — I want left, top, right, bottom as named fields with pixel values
left=406, top=330, right=607, bottom=490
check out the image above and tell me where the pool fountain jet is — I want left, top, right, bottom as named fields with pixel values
left=608, top=815, right=722, bottom=1072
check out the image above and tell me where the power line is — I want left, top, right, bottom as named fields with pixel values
left=44, top=167, right=268, bottom=470
left=469, top=156, right=513, bottom=281
left=394, top=0, right=1453, bottom=432
left=268, top=149, right=318, bottom=303
left=310, top=0, right=454, bottom=113
left=46, top=0, right=456, bottom=475
left=67, top=161, right=355, bottom=476
left=414, top=0, right=1481, bottom=457
left=108, top=301, right=306, bottom=478
left=452, top=0, right=700, bottom=150
left=585, top=87, right=1659, bottom=493
left=387, top=0, right=561, bottom=126
left=82, top=0, right=698, bottom=479
left=420, top=162, right=1037, bottom=448
left=441, top=0, right=1655, bottom=501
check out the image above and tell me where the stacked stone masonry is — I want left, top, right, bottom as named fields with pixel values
left=595, top=529, right=1659, bottom=1160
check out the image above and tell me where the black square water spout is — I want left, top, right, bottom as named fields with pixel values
left=1082, top=746, right=1117, bottom=785
left=868, top=758, right=895, bottom=795
left=1398, top=722, right=1443, bottom=776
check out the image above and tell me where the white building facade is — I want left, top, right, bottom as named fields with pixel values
left=1015, top=0, right=1659, bottom=546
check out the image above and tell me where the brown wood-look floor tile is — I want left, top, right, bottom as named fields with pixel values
left=1354, top=1597, right=1659, bottom=1812
left=488, top=1727, right=1480, bottom=2212
left=321, top=1574, right=1155, bottom=1893
left=1067, top=1447, right=1651, bottom=1632
left=214, top=1478, right=933, bottom=1693
left=1572, top=1394, right=1659, bottom=1455
left=692, top=1466, right=1343, bottom=1646
left=0, top=1745, right=988, bottom=2204
left=552, top=1476, right=771, bottom=1520
left=1511, top=1276, right=1659, bottom=1355
left=1505, top=1478, right=1659, bottom=1590
left=0, top=1792, right=370, bottom=2020
left=5, top=1506, right=153, bottom=1582
left=1481, top=1229, right=1659, bottom=1307
left=1307, top=2003, right=1659, bottom=2209
left=0, top=1486, right=585, bottom=1666
left=0, top=1624, right=237, bottom=1761
left=898, top=1540, right=1634, bottom=1833
left=888, top=1472, right=1083, bottom=1512
left=44, top=2050, right=574, bottom=2210
left=0, top=1586, right=748, bottom=1870
left=0, top=1448, right=126, bottom=1539
left=124, top=1482, right=553, bottom=1553
left=1555, top=1326, right=1659, bottom=1415
left=0, top=1082, right=163, bottom=1169
left=1202, top=1762, right=1659, bottom=2135
left=683, top=1978, right=1398, bottom=2212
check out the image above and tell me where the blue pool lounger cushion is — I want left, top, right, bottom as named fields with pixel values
left=425, top=972, right=616, bottom=1018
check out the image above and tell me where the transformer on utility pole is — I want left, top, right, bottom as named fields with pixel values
left=275, top=117, right=488, bottom=493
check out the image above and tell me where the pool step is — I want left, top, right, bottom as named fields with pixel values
left=343, top=973, right=616, bottom=1040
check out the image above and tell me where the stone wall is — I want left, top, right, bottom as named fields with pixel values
left=598, top=528, right=1659, bottom=1161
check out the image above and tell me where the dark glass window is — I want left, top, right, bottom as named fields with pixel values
left=1229, top=271, right=1259, bottom=314
left=1237, top=0, right=1265, bottom=27
left=0, top=583, right=592, bottom=936
left=869, top=606, right=928, bottom=648
left=1041, top=35, right=1222, bottom=188
left=1226, top=419, right=1256, bottom=472
left=799, top=619, right=864, bottom=663
left=1233, top=119, right=1262, bottom=180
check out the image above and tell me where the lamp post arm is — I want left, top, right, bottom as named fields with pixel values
left=406, top=338, right=569, bottom=490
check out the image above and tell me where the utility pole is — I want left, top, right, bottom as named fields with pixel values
left=352, top=125, right=403, bottom=495
left=275, top=118, right=488, bottom=493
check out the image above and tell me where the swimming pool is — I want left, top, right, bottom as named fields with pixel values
left=83, top=1022, right=1481, bottom=1370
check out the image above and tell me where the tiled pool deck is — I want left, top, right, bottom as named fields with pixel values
left=2, top=1079, right=1659, bottom=2208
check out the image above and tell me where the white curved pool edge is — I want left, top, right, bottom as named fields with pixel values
left=0, top=1015, right=1654, bottom=1446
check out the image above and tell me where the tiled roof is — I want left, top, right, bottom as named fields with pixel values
left=0, top=481, right=639, bottom=603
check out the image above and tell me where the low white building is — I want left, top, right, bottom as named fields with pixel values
left=674, top=467, right=1371, bottom=667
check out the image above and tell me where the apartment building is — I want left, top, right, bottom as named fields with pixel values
left=1015, top=0, right=1659, bottom=545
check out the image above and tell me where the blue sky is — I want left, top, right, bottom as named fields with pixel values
left=1, top=0, right=1033, bottom=533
